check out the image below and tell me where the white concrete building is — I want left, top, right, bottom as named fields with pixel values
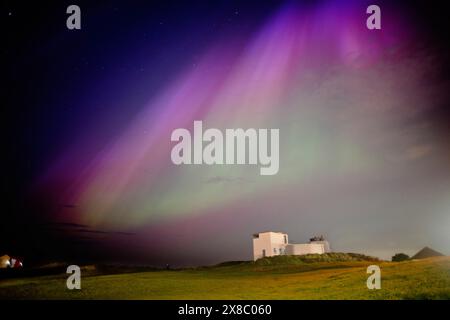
left=252, top=232, right=331, bottom=260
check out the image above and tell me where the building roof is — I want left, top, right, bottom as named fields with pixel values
left=253, top=231, right=286, bottom=238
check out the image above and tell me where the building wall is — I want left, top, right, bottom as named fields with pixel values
left=285, top=243, right=325, bottom=255
left=252, top=232, right=288, bottom=260
left=310, top=240, right=331, bottom=252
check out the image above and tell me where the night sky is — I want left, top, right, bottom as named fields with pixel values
left=2, top=0, right=450, bottom=267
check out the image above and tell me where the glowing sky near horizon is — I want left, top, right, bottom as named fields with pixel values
left=35, top=1, right=450, bottom=263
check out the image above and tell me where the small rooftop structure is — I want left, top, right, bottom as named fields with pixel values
left=310, top=235, right=325, bottom=241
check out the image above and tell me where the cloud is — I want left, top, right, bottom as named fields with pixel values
left=386, top=144, right=433, bottom=163
left=45, top=222, right=136, bottom=236
left=47, top=222, right=88, bottom=228
left=60, top=204, right=77, bottom=208
left=404, top=145, right=433, bottom=160
left=204, top=176, right=249, bottom=184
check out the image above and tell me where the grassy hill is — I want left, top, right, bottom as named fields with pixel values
left=0, top=254, right=449, bottom=299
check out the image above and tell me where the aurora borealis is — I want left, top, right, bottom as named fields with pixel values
left=3, top=0, right=450, bottom=266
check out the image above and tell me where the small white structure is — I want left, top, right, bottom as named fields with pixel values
left=0, top=255, right=11, bottom=269
left=252, top=232, right=331, bottom=260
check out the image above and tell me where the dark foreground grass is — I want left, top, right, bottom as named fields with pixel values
left=0, top=255, right=449, bottom=300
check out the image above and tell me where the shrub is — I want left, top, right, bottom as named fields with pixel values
left=253, top=252, right=379, bottom=266
left=392, top=253, right=410, bottom=262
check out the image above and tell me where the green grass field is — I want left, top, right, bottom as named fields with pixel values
left=1, top=254, right=449, bottom=299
